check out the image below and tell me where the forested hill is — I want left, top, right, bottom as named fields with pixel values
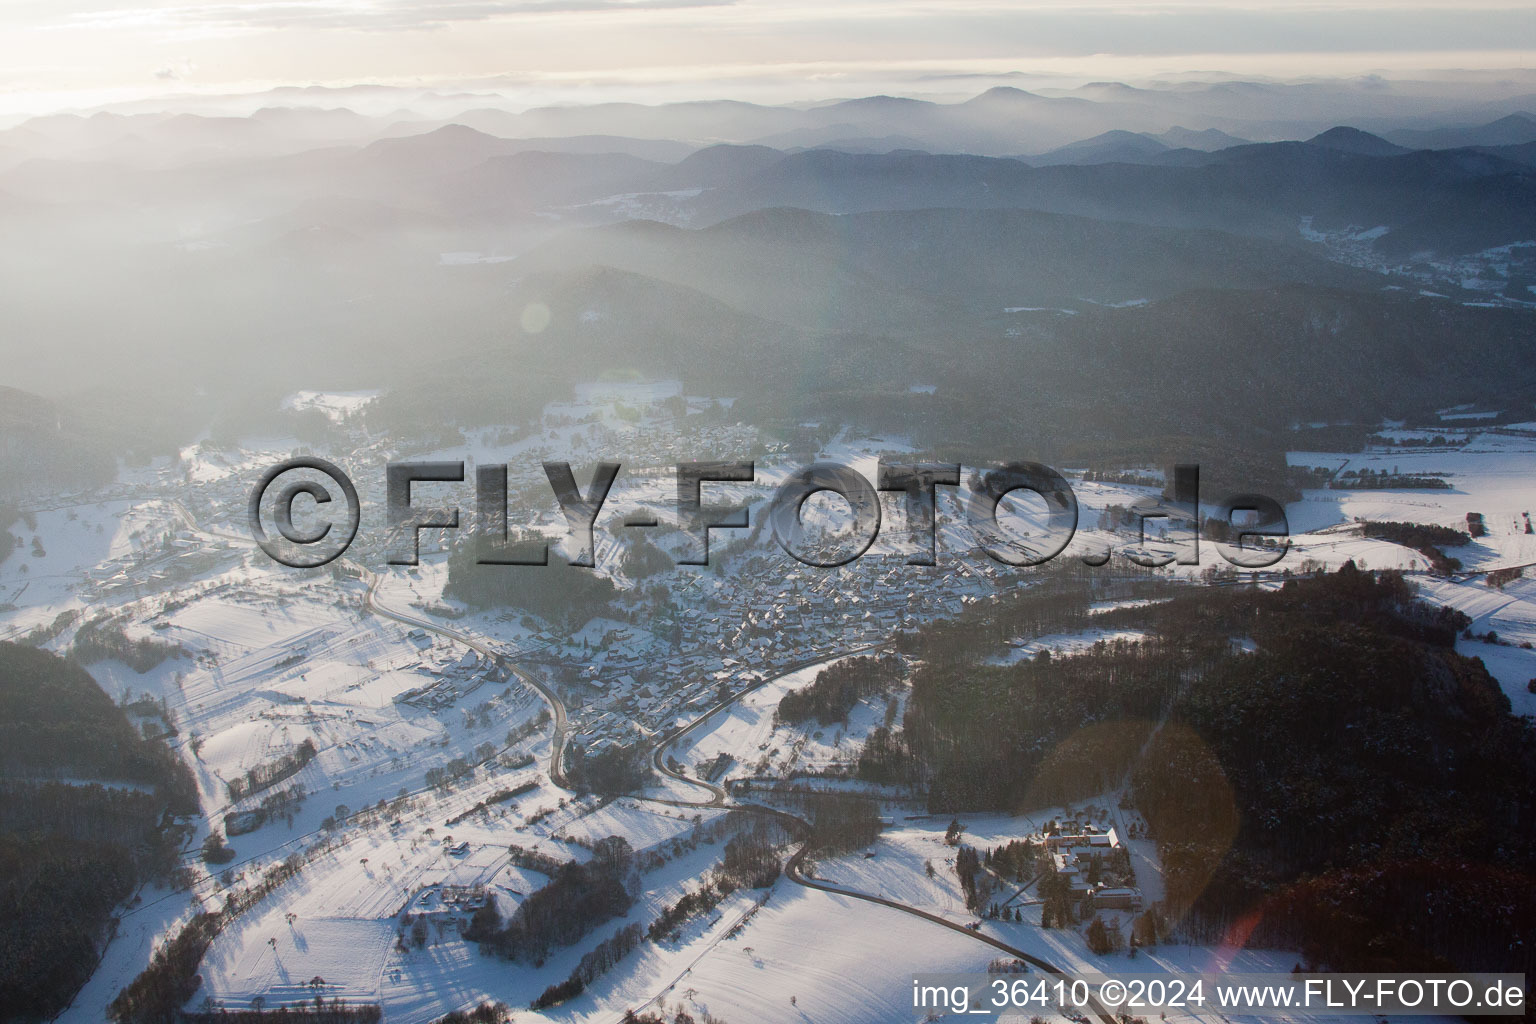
left=864, top=566, right=1536, bottom=975
left=0, top=643, right=197, bottom=1022
left=0, top=642, right=195, bottom=794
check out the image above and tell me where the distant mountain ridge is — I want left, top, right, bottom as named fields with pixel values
left=514, top=205, right=1376, bottom=336
left=1384, top=112, right=1536, bottom=150
left=11, top=82, right=1536, bottom=166
left=0, top=82, right=1533, bottom=423
left=1027, top=126, right=1253, bottom=166
left=1306, top=126, right=1411, bottom=156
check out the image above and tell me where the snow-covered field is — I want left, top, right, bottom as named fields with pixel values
left=1287, top=430, right=1536, bottom=570
left=666, top=655, right=896, bottom=780
left=283, top=389, right=381, bottom=423
left=0, top=497, right=180, bottom=631
left=1417, top=575, right=1536, bottom=716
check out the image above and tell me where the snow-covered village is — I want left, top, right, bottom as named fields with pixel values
left=4, top=370, right=1536, bottom=1022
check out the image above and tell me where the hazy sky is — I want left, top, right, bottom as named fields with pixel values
left=1, top=0, right=1533, bottom=112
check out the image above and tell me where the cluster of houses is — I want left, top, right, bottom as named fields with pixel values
left=91, top=385, right=1062, bottom=791
left=541, top=552, right=1012, bottom=756
left=86, top=531, right=241, bottom=600
left=1046, top=823, right=1143, bottom=910
left=397, top=645, right=509, bottom=709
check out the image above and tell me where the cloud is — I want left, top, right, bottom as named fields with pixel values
left=43, top=1, right=1536, bottom=52
left=153, top=57, right=195, bottom=78
left=76, top=0, right=736, bottom=33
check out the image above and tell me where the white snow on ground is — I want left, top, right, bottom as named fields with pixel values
left=24, top=418, right=1536, bottom=1024
left=1460, top=640, right=1536, bottom=718
left=638, top=883, right=997, bottom=1024
left=1419, top=575, right=1536, bottom=640
left=1414, top=576, right=1536, bottom=716
left=46, top=556, right=562, bottom=1019
left=378, top=861, right=1004, bottom=1024
left=176, top=437, right=305, bottom=485
left=282, top=389, right=381, bottom=422
left=169, top=595, right=344, bottom=652
left=54, top=886, right=199, bottom=1023
left=798, top=805, right=1394, bottom=1024
left=553, top=799, right=724, bottom=856
left=986, top=628, right=1148, bottom=665
left=1286, top=430, right=1536, bottom=570
left=202, top=833, right=985, bottom=1024
left=1089, top=597, right=1171, bottom=615
left=668, top=656, right=888, bottom=780
left=200, top=832, right=529, bottom=1010
left=0, top=497, right=179, bottom=628
left=796, top=806, right=1344, bottom=1024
